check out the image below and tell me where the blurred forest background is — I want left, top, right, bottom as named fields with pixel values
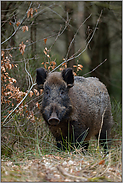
left=1, top=1, right=122, bottom=157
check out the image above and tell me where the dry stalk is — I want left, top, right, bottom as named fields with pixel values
left=98, top=152, right=111, bottom=176
left=57, top=165, right=88, bottom=181
left=97, top=107, right=107, bottom=150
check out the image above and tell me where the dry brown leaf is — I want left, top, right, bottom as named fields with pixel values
left=27, top=8, right=33, bottom=18
left=44, top=38, right=47, bottom=44
left=78, top=64, right=83, bottom=68
left=50, top=61, right=56, bottom=65
left=22, top=26, right=28, bottom=32
left=30, top=8, right=33, bottom=18
left=16, top=21, right=20, bottom=27
left=73, top=71, right=77, bottom=76
left=29, top=91, right=33, bottom=97
left=33, top=89, right=39, bottom=96
left=1, top=50, right=5, bottom=57
left=98, top=159, right=105, bottom=165
left=19, top=42, right=26, bottom=55
left=36, top=102, right=40, bottom=109
left=43, top=50, right=47, bottom=55
left=40, top=89, right=43, bottom=94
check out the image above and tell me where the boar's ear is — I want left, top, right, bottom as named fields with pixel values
left=62, top=68, right=74, bottom=88
left=36, top=68, right=48, bottom=89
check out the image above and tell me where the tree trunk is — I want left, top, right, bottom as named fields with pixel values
left=30, top=22, right=36, bottom=58
left=84, top=2, right=111, bottom=93
left=1, top=2, right=15, bottom=49
left=64, top=2, right=75, bottom=69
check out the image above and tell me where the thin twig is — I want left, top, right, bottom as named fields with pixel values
left=1, top=2, right=32, bottom=45
left=57, top=165, right=87, bottom=181
left=65, top=13, right=92, bottom=60
left=24, top=60, right=34, bottom=89
left=49, top=17, right=70, bottom=52
left=97, top=107, right=107, bottom=148
left=2, top=83, right=36, bottom=126
left=51, top=10, right=103, bottom=73
left=2, top=60, right=38, bottom=126
left=2, top=10, right=103, bottom=126
left=48, top=6, right=68, bottom=24
left=83, top=59, right=107, bottom=77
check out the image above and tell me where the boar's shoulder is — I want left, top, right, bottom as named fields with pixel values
left=69, top=76, right=111, bottom=125
left=73, top=76, right=108, bottom=97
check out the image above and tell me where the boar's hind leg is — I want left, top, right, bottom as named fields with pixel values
left=96, top=117, right=112, bottom=153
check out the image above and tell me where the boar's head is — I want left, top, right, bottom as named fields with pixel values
left=36, top=68, right=74, bottom=126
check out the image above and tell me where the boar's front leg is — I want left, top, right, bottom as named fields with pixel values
left=56, top=137, right=68, bottom=151
left=72, top=121, right=89, bottom=150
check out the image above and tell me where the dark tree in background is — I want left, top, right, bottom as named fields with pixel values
left=30, top=18, right=37, bottom=58
left=1, top=1, right=18, bottom=49
left=84, top=1, right=121, bottom=96
left=1, top=1, right=121, bottom=101
left=1, top=1, right=122, bottom=159
left=64, top=2, right=76, bottom=69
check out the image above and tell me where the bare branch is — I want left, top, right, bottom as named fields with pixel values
left=2, top=10, right=103, bottom=126
left=83, top=59, right=107, bottom=77
left=51, top=10, right=103, bottom=73
left=97, top=107, right=107, bottom=149
left=2, top=82, right=36, bottom=126
left=24, top=60, right=34, bottom=89
left=57, top=165, right=87, bottom=181
left=49, top=16, right=70, bottom=52
left=65, top=13, right=92, bottom=60
left=1, top=2, right=32, bottom=45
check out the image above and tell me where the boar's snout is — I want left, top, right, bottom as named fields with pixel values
left=48, top=113, right=60, bottom=125
left=48, top=106, right=60, bottom=125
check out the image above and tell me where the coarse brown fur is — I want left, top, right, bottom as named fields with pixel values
left=36, top=68, right=113, bottom=152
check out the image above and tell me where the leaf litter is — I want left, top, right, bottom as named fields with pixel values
left=1, top=149, right=122, bottom=182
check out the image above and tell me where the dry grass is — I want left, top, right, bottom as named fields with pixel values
left=1, top=140, right=122, bottom=182
left=1, top=99, right=122, bottom=182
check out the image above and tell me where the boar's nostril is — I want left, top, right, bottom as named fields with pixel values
left=48, top=117, right=60, bottom=125
left=48, top=112, right=60, bottom=125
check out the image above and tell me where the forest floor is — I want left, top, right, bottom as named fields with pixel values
left=1, top=141, right=122, bottom=182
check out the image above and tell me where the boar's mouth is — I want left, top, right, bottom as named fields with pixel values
left=48, top=111, right=60, bottom=125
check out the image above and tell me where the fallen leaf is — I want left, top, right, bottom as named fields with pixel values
left=98, top=159, right=105, bottom=165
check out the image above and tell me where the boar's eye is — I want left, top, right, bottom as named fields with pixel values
left=44, top=89, right=50, bottom=97
left=60, top=89, right=66, bottom=97
left=60, top=90, right=64, bottom=95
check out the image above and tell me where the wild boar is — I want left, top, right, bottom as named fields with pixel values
left=36, top=67, right=113, bottom=152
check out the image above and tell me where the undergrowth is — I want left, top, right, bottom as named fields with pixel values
left=1, top=98, right=122, bottom=182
